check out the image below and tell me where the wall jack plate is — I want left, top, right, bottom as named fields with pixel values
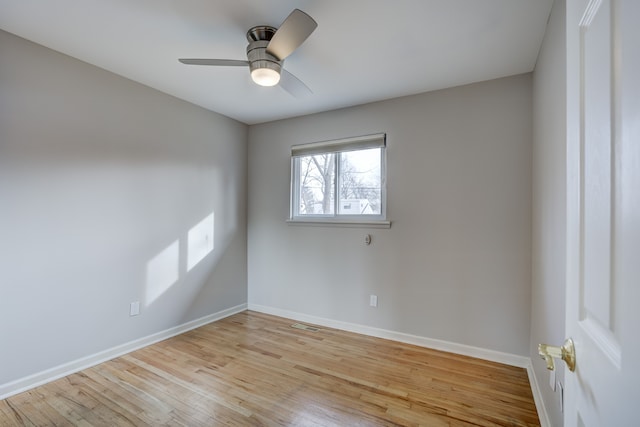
left=130, top=301, right=140, bottom=316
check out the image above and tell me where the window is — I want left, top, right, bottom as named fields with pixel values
left=289, top=133, right=389, bottom=227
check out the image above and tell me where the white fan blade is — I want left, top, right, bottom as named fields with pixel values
left=267, top=9, right=317, bottom=61
left=280, top=69, right=312, bottom=97
left=179, top=59, right=249, bottom=66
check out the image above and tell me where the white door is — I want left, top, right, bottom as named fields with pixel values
left=564, top=0, right=640, bottom=425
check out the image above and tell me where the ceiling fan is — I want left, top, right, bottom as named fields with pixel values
left=179, top=9, right=317, bottom=96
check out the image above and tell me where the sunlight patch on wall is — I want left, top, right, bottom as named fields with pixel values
left=145, top=239, right=179, bottom=306
left=187, top=212, right=214, bottom=272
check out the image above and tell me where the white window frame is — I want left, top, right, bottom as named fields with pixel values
left=288, top=133, right=390, bottom=228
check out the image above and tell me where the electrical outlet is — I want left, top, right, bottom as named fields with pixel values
left=130, top=301, right=140, bottom=316
left=370, top=295, right=378, bottom=307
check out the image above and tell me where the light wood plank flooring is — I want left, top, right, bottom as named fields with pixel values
left=0, top=311, right=540, bottom=426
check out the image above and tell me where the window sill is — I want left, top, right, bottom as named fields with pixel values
left=286, top=219, right=391, bottom=229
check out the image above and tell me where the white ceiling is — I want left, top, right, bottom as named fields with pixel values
left=0, top=0, right=553, bottom=125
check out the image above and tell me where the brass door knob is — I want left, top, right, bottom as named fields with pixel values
left=538, top=338, right=576, bottom=372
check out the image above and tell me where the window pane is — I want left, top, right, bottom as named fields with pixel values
left=297, top=153, right=335, bottom=215
left=339, top=148, right=381, bottom=215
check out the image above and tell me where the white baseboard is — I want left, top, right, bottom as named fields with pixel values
left=0, top=303, right=247, bottom=400
left=526, top=363, right=552, bottom=427
left=248, top=303, right=530, bottom=368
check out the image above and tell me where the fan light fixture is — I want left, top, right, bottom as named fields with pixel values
left=178, top=9, right=317, bottom=95
left=246, top=37, right=282, bottom=87
left=251, top=67, right=280, bottom=86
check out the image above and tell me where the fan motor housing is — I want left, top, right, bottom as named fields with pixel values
left=246, top=39, right=282, bottom=76
left=246, top=25, right=276, bottom=42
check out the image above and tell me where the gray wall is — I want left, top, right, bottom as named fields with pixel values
left=531, top=0, right=567, bottom=424
left=248, top=74, right=532, bottom=356
left=0, top=30, right=248, bottom=385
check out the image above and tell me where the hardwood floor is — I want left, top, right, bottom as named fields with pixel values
left=0, top=311, right=540, bottom=426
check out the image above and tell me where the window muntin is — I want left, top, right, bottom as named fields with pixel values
left=290, top=134, right=386, bottom=222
